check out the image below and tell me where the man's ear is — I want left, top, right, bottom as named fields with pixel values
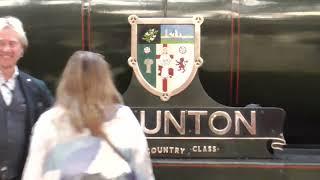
left=20, top=50, right=24, bottom=58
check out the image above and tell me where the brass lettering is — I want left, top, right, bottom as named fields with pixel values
left=192, top=146, right=218, bottom=153
left=151, top=147, right=157, bottom=154
left=188, top=111, right=208, bottom=134
left=212, top=146, right=217, bottom=152
left=164, top=110, right=186, bottom=135
left=138, top=109, right=258, bottom=136
left=192, top=146, right=197, bottom=152
left=203, top=146, right=207, bottom=152
left=157, top=147, right=163, bottom=153
left=148, top=147, right=186, bottom=154
left=235, top=111, right=256, bottom=135
left=140, top=110, right=161, bottom=134
left=169, top=147, right=174, bottom=153
left=197, top=146, right=201, bottom=152
left=163, top=147, right=169, bottom=153
left=208, top=111, right=232, bottom=135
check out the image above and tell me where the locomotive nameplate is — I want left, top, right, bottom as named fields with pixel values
left=132, top=107, right=286, bottom=158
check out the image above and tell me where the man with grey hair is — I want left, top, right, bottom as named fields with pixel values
left=0, top=16, right=53, bottom=180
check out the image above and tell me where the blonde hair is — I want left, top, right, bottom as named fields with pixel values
left=56, top=51, right=123, bottom=137
left=0, top=16, right=28, bottom=49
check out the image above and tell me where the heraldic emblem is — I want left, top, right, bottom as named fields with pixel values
left=128, top=15, right=204, bottom=101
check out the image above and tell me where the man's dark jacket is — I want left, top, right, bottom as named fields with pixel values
left=0, top=71, right=53, bottom=179
left=17, top=71, right=53, bottom=131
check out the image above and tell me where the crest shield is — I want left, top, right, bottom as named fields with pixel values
left=128, top=15, right=204, bottom=101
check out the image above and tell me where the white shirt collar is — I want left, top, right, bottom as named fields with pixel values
left=0, top=66, right=19, bottom=90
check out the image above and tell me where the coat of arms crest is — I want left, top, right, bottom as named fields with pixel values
left=128, top=15, right=204, bottom=101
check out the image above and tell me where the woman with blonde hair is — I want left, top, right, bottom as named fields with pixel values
left=22, top=51, right=154, bottom=180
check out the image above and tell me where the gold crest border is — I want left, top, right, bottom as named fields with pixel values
left=128, top=15, right=204, bottom=101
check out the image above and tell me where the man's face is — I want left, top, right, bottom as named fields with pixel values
left=0, top=28, right=23, bottom=69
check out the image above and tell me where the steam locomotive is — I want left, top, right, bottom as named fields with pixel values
left=1, top=0, right=320, bottom=179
